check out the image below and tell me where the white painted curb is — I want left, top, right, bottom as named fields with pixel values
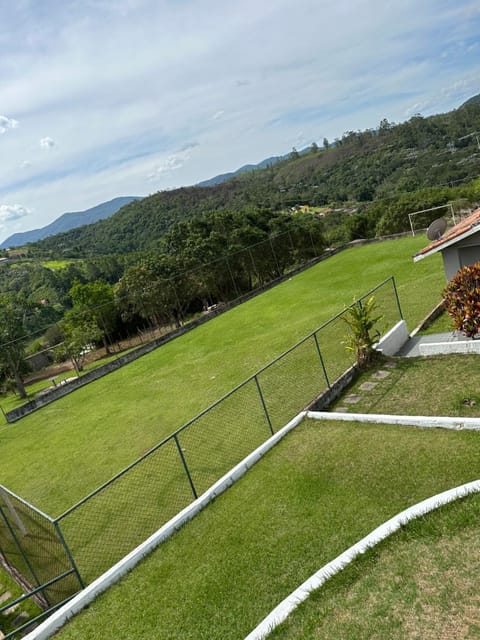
left=24, top=412, right=307, bottom=640
left=306, top=411, right=480, bottom=430
left=244, top=479, right=480, bottom=640
left=419, top=340, right=480, bottom=356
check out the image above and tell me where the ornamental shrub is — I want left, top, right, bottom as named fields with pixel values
left=443, top=263, right=480, bottom=338
left=343, top=296, right=383, bottom=369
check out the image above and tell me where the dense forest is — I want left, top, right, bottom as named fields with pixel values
left=2, top=99, right=480, bottom=396
left=27, top=100, right=480, bottom=257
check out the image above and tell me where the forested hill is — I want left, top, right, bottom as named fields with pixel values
left=0, top=196, right=140, bottom=249
left=31, top=100, right=480, bottom=258
left=461, top=93, right=480, bottom=107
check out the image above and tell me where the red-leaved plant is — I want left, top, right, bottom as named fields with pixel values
left=443, top=263, right=480, bottom=338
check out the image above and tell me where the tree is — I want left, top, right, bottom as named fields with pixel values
left=61, top=311, right=103, bottom=373
left=443, top=263, right=480, bottom=337
left=68, top=280, right=118, bottom=352
left=323, top=137, right=330, bottom=150
left=0, top=296, right=30, bottom=398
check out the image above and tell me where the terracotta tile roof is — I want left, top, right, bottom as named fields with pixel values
left=413, top=207, right=480, bottom=261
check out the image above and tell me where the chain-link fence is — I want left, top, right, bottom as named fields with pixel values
left=0, top=488, right=82, bottom=607
left=2, top=223, right=326, bottom=404
left=0, top=276, right=402, bottom=633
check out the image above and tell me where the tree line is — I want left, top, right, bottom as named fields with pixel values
left=25, top=103, right=480, bottom=258
left=0, top=209, right=324, bottom=396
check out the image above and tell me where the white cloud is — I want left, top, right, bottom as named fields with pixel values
left=148, top=144, right=199, bottom=180
left=40, top=136, right=56, bottom=149
left=0, top=204, right=31, bottom=229
left=0, top=0, right=479, bottom=242
left=20, top=160, right=32, bottom=169
left=0, top=115, right=18, bottom=134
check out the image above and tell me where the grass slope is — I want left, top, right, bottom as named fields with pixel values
left=0, top=235, right=443, bottom=514
left=270, top=493, right=480, bottom=639
left=55, top=419, right=480, bottom=640
left=331, top=354, right=480, bottom=417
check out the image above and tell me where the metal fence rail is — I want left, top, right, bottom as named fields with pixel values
left=0, top=276, right=402, bottom=635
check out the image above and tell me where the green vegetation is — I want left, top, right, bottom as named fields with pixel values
left=28, top=103, right=480, bottom=257
left=0, top=211, right=324, bottom=396
left=417, top=309, right=453, bottom=334
left=342, top=295, right=383, bottom=368
left=330, top=354, right=480, bottom=417
left=0, top=236, right=444, bottom=515
left=40, top=260, right=76, bottom=269
left=0, top=567, right=42, bottom=637
left=2, top=103, right=480, bottom=399
left=269, top=493, right=480, bottom=640
left=55, top=419, right=480, bottom=640
left=443, top=263, right=480, bottom=337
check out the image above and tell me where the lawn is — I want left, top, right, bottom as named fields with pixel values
left=0, top=567, right=42, bottom=637
left=330, top=354, right=480, bottom=417
left=55, top=418, right=480, bottom=640
left=269, top=493, right=480, bottom=639
left=0, top=235, right=444, bottom=516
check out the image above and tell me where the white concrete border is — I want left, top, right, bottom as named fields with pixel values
left=306, top=411, right=480, bottom=430
left=374, top=320, right=409, bottom=356
left=245, top=479, right=480, bottom=640
left=419, top=340, right=480, bottom=356
left=24, top=412, right=307, bottom=640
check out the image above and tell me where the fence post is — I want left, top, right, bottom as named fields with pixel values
left=0, top=505, right=48, bottom=605
left=53, top=521, right=85, bottom=590
left=225, top=256, right=240, bottom=299
left=254, top=375, right=274, bottom=436
left=308, top=230, right=319, bottom=257
left=174, top=434, right=198, bottom=500
left=269, top=238, right=282, bottom=277
left=313, top=333, right=331, bottom=389
left=391, top=276, right=404, bottom=320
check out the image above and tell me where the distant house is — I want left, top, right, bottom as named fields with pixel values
left=413, top=207, right=480, bottom=280
left=290, top=204, right=310, bottom=214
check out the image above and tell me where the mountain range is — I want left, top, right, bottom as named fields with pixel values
left=0, top=196, right=140, bottom=250
left=2, top=151, right=309, bottom=249
left=4, top=94, right=480, bottom=255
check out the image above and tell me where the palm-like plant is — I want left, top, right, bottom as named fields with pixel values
left=343, top=296, right=383, bottom=369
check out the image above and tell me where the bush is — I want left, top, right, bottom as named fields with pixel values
left=343, top=296, right=383, bottom=369
left=443, top=263, right=480, bottom=337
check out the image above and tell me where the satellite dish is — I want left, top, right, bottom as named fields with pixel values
left=427, top=217, right=447, bottom=241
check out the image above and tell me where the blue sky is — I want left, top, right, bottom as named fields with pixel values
left=0, top=0, right=479, bottom=243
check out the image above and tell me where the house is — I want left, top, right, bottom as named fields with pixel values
left=413, top=207, right=480, bottom=280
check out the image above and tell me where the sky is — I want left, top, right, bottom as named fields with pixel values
left=0, top=0, right=479, bottom=244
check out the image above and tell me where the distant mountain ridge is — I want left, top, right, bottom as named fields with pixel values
left=16, top=94, right=480, bottom=257
left=197, top=156, right=284, bottom=187
left=461, top=93, right=480, bottom=107
left=0, top=196, right=141, bottom=249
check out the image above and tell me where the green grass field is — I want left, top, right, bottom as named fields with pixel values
left=0, top=235, right=444, bottom=516
left=269, top=492, right=480, bottom=640
left=55, top=418, right=480, bottom=640
left=331, top=354, right=480, bottom=417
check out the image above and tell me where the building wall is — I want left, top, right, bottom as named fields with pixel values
left=441, top=230, right=480, bottom=280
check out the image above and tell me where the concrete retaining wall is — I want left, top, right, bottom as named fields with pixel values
left=374, top=320, right=409, bottom=356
